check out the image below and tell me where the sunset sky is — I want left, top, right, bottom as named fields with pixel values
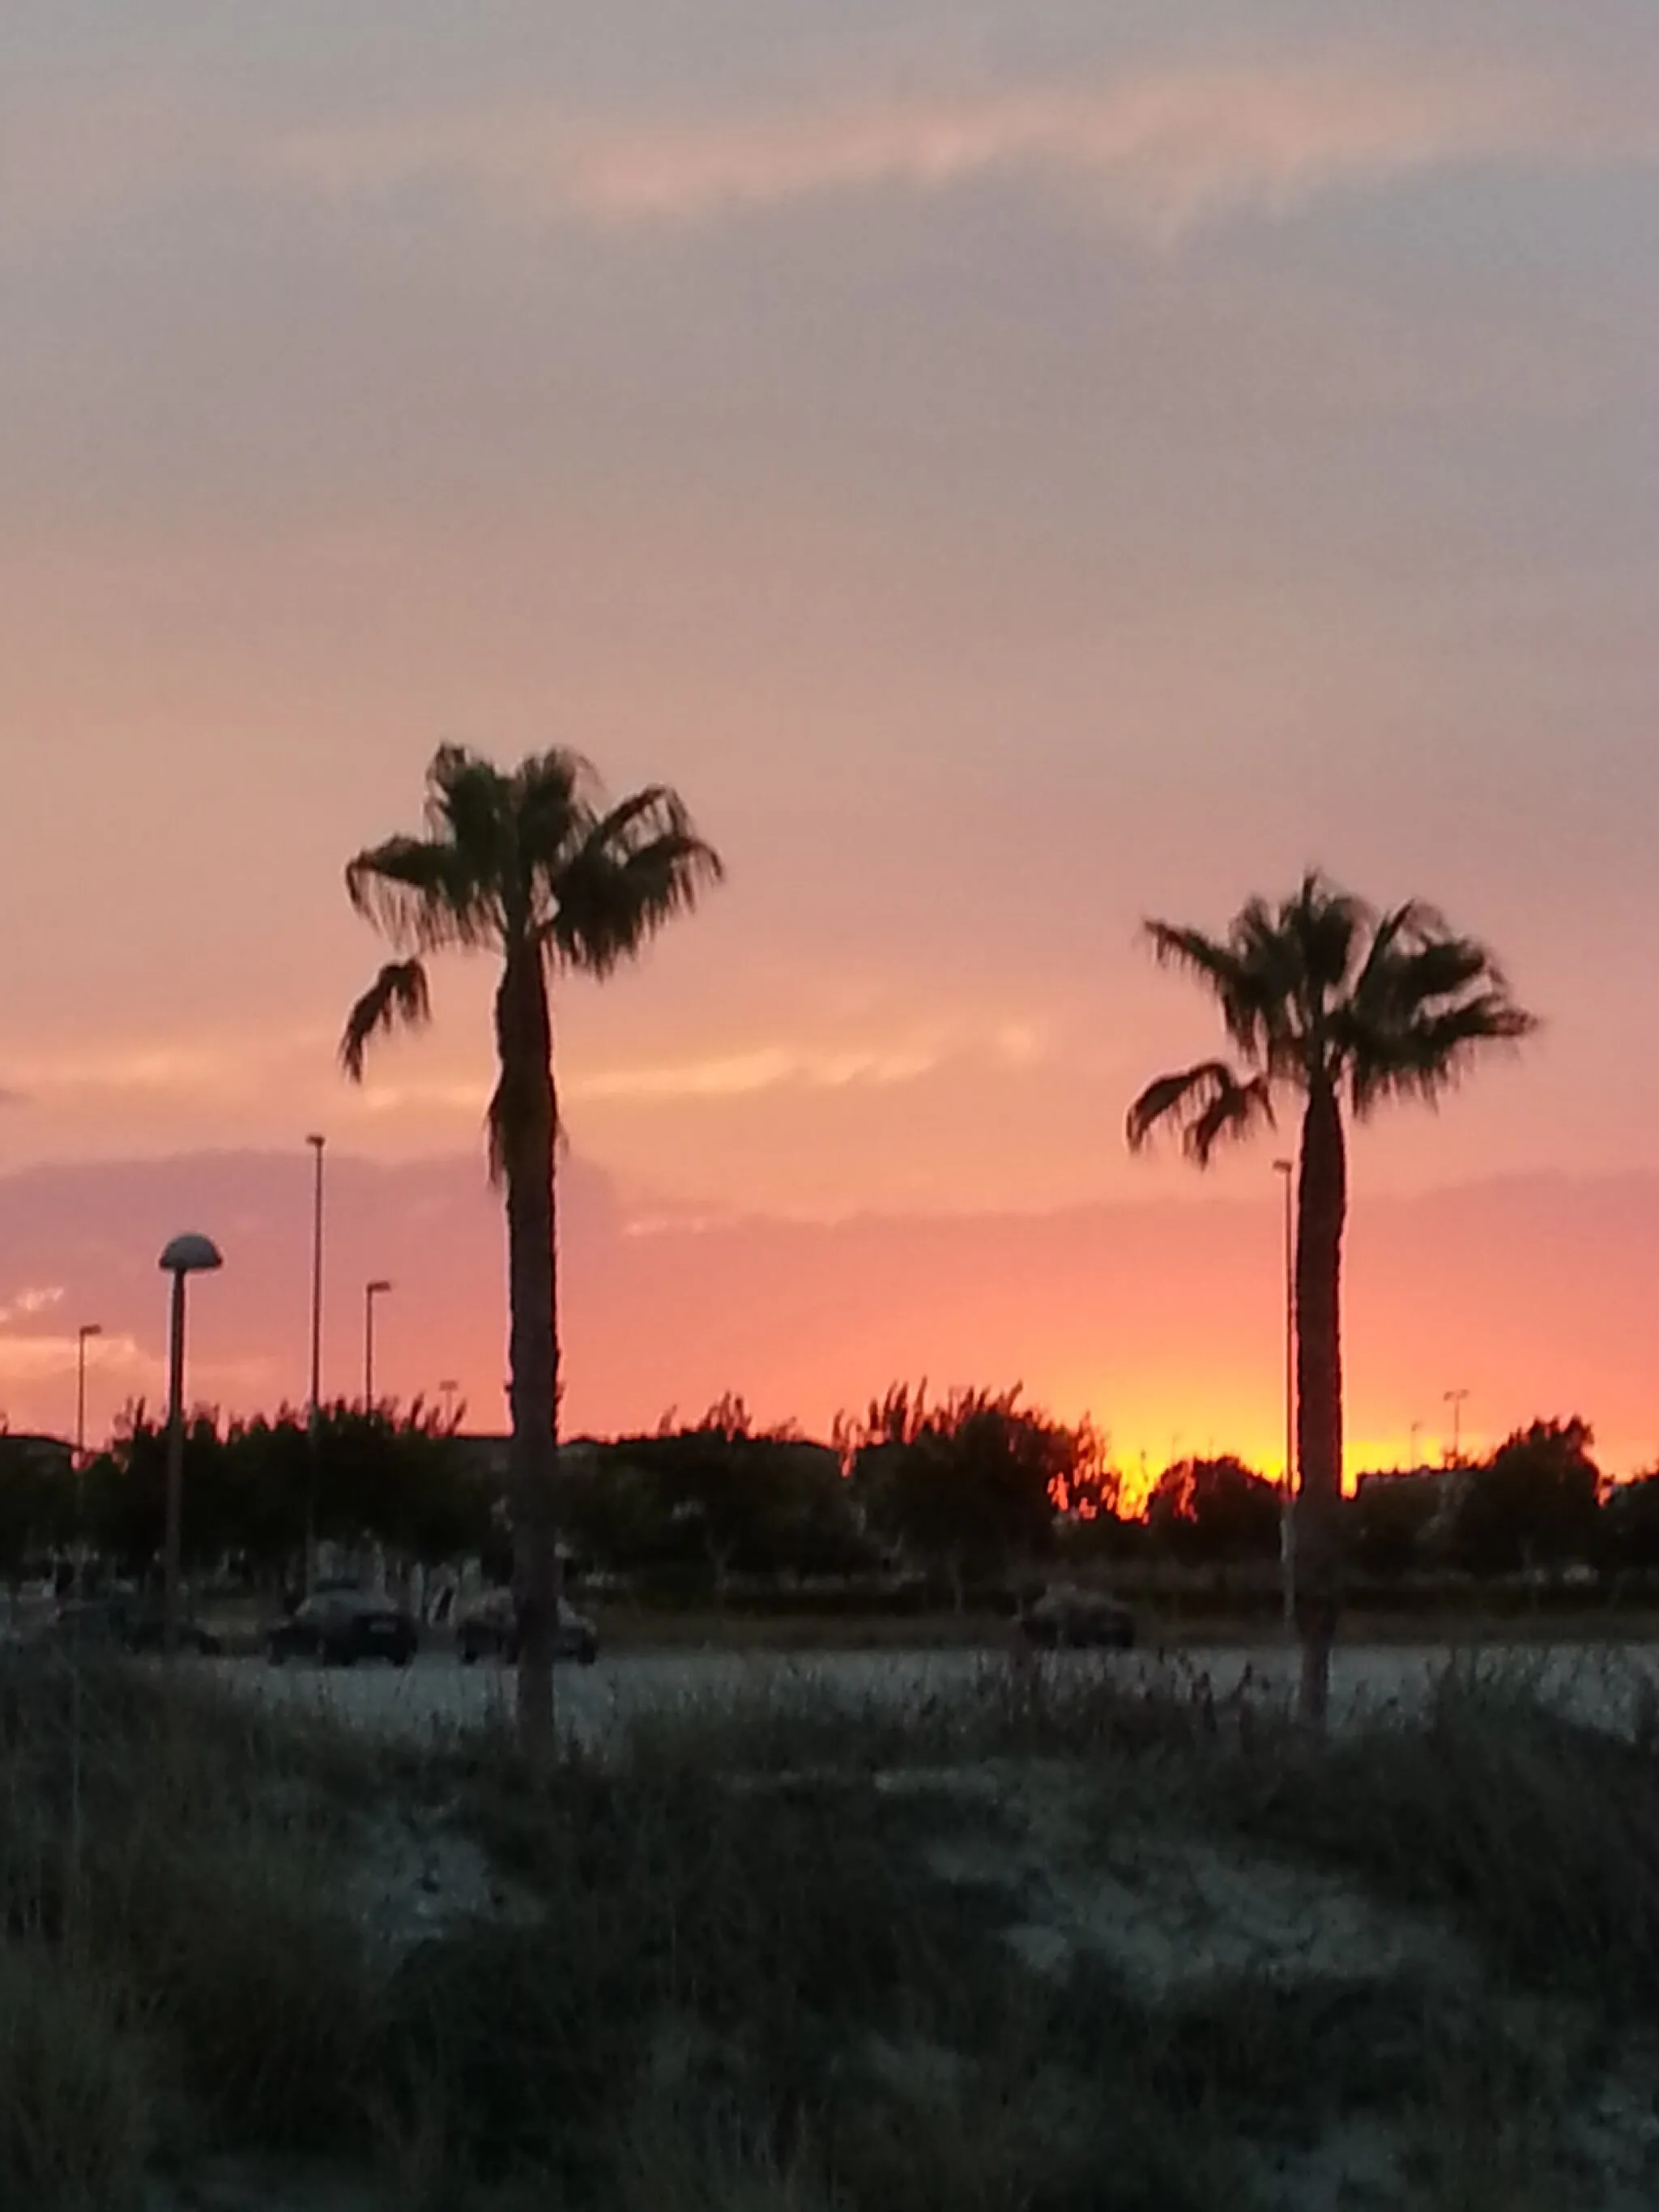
left=2, top=3, right=1656, bottom=1475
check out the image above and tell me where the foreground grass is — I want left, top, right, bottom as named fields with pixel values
left=0, top=1648, right=1656, bottom=2210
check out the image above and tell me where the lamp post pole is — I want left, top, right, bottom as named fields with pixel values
left=305, top=1135, right=326, bottom=1592
left=75, top=1323, right=102, bottom=1598
left=365, top=1280, right=391, bottom=1409
left=307, top=1135, right=326, bottom=1415
left=75, top=1323, right=101, bottom=1467
left=1444, top=1387, right=1470, bottom=1468
left=159, top=1234, right=223, bottom=1656
left=1273, top=1157, right=1295, bottom=1632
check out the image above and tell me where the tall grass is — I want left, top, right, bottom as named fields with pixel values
left=1205, top=1662, right=1659, bottom=2016
left=0, top=1646, right=1649, bottom=2208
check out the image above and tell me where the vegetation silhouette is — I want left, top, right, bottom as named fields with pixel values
left=339, top=744, right=722, bottom=1750
left=1126, top=870, right=1534, bottom=1726
left=10, top=1392, right=1659, bottom=1635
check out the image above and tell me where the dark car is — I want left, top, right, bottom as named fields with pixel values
left=49, top=1596, right=223, bottom=1656
left=457, top=1591, right=597, bottom=1667
left=266, top=1592, right=418, bottom=1668
left=1019, top=1585, right=1136, bottom=1652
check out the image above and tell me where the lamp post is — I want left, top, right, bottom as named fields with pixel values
left=75, top=1323, right=102, bottom=1466
left=306, top=1136, right=326, bottom=1416
left=305, top=1135, right=326, bottom=1592
left=1273, top=1157, right=1295, bottom=1632
left=75, top=1323, right=102, bottom=1599
left=159, top=1234, right=223, bottom=1656
left=364, top=1279, right=392, bottom=1408
left=437, top=1378, right=459, bottom=1430
left=1444, top=1387, right=1470, bottom=1468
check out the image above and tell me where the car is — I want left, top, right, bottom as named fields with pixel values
left=266, top=1592, right=418, bottom=1668
left=47, top=1596, right=223, bottom=1656
left=456, top=1591, right=598, bottom=1666
left=1018, top=1584, right=1136, bottom=1652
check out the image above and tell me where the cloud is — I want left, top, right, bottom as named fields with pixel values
left=273, top=49, right=1659, bottom=238
left=3, top=31, right=1653, bottom=272
left=0, top=1328, right=143, bottom=1385
left=0, top=1028, right=334, bottom=1106
left=572, top=1042, right=939, bottom=1104
left=569, top=1019, right=1054, bottom=1106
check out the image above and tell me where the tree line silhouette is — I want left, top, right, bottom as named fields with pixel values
left=5, top=1396, right=1650, bottom=1608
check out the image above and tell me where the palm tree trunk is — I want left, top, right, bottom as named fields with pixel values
left=497, top=948, right=561, bottom=1758
left=1294, top=1079, right=1347, bottom=1730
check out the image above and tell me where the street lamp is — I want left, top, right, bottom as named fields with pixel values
left=75, top=1323, right=103, bottom=1466
left=75, top=1323, right=102, bottom=1600
left=159, top=1233, right=223, bottom=1656
left=1273, top=1157, right=1295, bottom=1632
left=306, top=1136, right=326, bottom=1417
left=437, top=1378, right=460, bottom=1430
left=305, top=1136, right=326, bottom=1593
left=1444, top=1387, right=1470, bottom=1468
left=364, top=1279, right=392, bottom=1407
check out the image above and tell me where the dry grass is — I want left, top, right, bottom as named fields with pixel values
left=1200, top=1661, right=1659, bottom=2017
left=0, top=1646, right=1653, bottom=2209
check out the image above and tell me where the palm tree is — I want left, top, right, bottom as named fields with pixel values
left=1125, top=872, right=1533, bottom=1728
left=340, top=745, right=723, bottom=1751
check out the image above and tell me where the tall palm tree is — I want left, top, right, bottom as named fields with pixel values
left=340, top=745, right=723, bottom=1751
left=1126, top=872, right=1533, bottom=1728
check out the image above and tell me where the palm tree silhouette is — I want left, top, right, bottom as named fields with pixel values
left=1126, top=872, right=1533, bottom=1727
left=341, top=745, right=722, bottom=1750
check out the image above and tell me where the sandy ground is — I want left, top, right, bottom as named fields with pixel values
left=207, top=1638, right=1659, bottom=1745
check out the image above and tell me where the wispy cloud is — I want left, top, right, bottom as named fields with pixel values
left=338, top=1019, right=1054, bottom=1121
left=0, top=1327, right=141, bottom=1385
left=1, top=1029, right=335, bottom=1106
left=275, top=49, right=1659, bottom=237
left=570, top=1019, right=1055, bottom=1107
left=4, top=36, right=1653, bottom=258
left=572, top=1042, right=940, bottom=1104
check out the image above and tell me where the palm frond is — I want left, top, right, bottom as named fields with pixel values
left=344, top=836, right=498, bottom=953
left=1347, top=991, right=1537, bottom=1116
left=1358, top=934, right=1494, bottom=1024
left=1283, top=869, right=1371, bottom=1004
left=1125, top=1059, right=1275, bottom=1166
left=424, top=746, right=513, bottom=865
left=1347, top=899, right=1448, bottom=1005
left=513, top=748, right=603, bottom=875
left=339, top=960, right=432, bottom=1080
left=548, top=788, right=724, bottom=976
left=1334, top=896, right=1535, bottom=1115
left=1142, top=922, right=1251, bottom=996
left=1141, top=921, right=1277, bottom=1060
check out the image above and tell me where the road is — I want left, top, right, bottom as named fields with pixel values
left=210, top=1639, right=1659, bottom=1749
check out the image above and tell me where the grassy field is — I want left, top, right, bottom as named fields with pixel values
left=586, top=1602, right=1659, bottom=1652
left=3, top=1647, right=1657, bottom=2209
left=190, top=1582, right=1659, bottom=1659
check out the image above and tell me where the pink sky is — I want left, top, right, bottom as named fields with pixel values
left=1, top=3, right=1655, bottom=1473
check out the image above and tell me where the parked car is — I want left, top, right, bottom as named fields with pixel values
left=456, top=1590, right=598, bottom=1666
left=266, top=1592, right=418, bottom=1667
left=48, top=1596, right=223, bottom=1656
left=1018, top=1585, right=1136, bottom=1652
